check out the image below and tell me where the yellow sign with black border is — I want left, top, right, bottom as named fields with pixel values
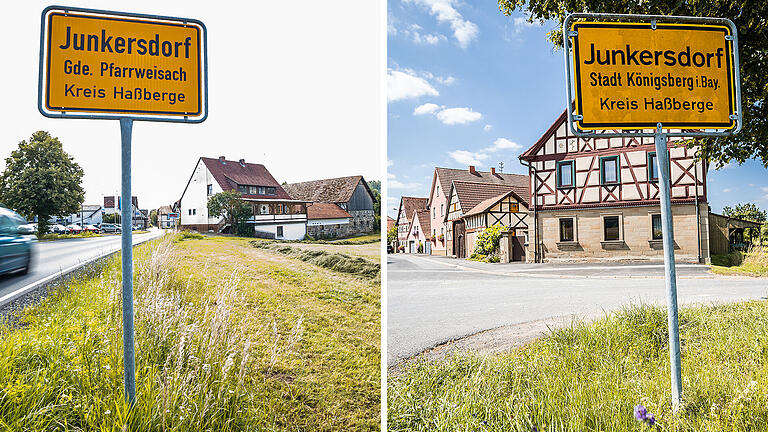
left=40, top=8, right=205, bottom=119
left=570, top=21, right=736, bottom=130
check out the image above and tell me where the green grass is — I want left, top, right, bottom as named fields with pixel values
left=389, top=302, right=768, bottom=431
left=0, top=235, right=380, bottom=431
left=711, top=246, right=768, bottom=277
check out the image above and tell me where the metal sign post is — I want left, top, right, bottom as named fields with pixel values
left=563, top=13, right=741, bottom=412
left=38, top=6, right=208, bottom=406
left=119, top=118, right=136, bottom=403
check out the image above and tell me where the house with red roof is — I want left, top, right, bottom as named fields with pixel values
left=305, top=202, right=352, bottom=238
left=394, top=196, right=427, bottom=252
left=443, top=180, right=530, bottom=258
left=177, top=156, right=308, bottom=239
left=426, top=165, right=528, bottom=256
left=405, top=209, right=431, bottom=254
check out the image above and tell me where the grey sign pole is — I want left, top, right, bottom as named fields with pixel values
left=120, top=117, right=136, bottom=405
left=654, top=124, right=683, bottom=410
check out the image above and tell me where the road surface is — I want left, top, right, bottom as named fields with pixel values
left=0, top=229, right=165, bottom=305
left=387, top=254, right=768, bottom=366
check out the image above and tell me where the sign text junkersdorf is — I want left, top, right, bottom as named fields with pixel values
left=41, top=8, right=204, bottom=118
left=570, top=21, right=736, bottom=130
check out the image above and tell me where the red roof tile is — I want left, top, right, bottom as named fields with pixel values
left=306, top=202, right=351, bottom=220
left=201, top=157, right=292, bottom=200
left=449, top=181, right=529, bottom=219
left=431, top=167, right=529, bottom=206
left=397, top=196, right=428, bottom=225
left=283, top=176, right=370, bottom=203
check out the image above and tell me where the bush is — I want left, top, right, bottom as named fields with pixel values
left=236, top=223, right=253, bottom=237
left=175, top=230, right=204, bottom=241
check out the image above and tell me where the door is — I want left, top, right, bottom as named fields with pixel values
left=424, top=241, right=431, bottom=255
left=409, top=241, right=415, bottom=254
left=453, top=221, right=466, bottom=258
left=512, top=235, right=526, bottom=262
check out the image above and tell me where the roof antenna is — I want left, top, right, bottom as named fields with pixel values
left=498, top=161, right=504, bottom=173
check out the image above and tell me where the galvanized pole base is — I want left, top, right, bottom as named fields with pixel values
left=120, top=117, right=136, bottom=405
left=654, top=125, right=683, bottom=411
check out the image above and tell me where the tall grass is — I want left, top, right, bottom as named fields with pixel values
left=389, top=302, right=768, bottom=431
left=712, top=245, right=768, bottom=277
left=0, top=236, right=305, bottom=430
left=252, top=241, right=380, bottom=278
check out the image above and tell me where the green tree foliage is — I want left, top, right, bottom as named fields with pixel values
left=103, top=213, right=119, bottom=224
left=387, top=224, right=398, bottom=245
left=207, top=190, right=252, bottom=235
left=149, top=209, right=158, bottom=226
left=723, top=202, right=767, bottom=241
left=368, top=180, right=381, bottom=231
left=0, top=131, right=84, bottom=237
left=498, top=0, right=768, bottom=167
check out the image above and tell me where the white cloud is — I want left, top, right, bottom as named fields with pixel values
left=387, top=172, right=396, bottom=179
left=387, top=69, right=439, bottom=102
left=435, top=107, right=482, bottom=125
left=483, top=124, right=493, bottom=132
left=761, top=186, right=768, bottom=193
left=389, top=179, right=423, bottom=190
left=435, top=75, right=455, bottom=85
left=722, top=188, right=732, bottom=193
left=413, top=103, right=442, bottom=115
left=448, top=150, right=488, bottom=166
left=512, top=17, right=537, bottom=32
left=405, top=0, right=479, bottom=48
left=484, top=138, right=522, bottom=152
left=387, top=159, right=394, bottom=167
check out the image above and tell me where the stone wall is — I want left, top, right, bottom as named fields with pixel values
left=349, top=209, right=376, bottom=234
left=307, top=223, right=350, bottom=239
left=528, top=203, right=710, bottom=263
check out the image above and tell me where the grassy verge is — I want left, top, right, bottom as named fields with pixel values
left=711, top=246, right=768, bottom=277
left=0, top=234, right=380, bottom=430
left=389, top=302, right=768, bottom=431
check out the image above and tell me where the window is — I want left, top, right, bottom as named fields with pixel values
left=276, top=226, right=283, bottom=237
left=603, top=215, right=621, bottom=241
left=188, top=209, right=191, bottom=215
left=651, top=214, right=663, bottom=240
left=600, top=156, right=620, bottom=185
left=557, top=161, right=575, bottom=188
left=433, top=207, right=435, bottom=218
left=260, top=205, right=269, bottom=215
left=207, top=184, right=213, bottom=196
left=559, top=218, right=575, bottom=242
left=440, top=204, right=444, bottom=216
left=192, top=209, right=196, bottom=215
left=437, top=186, right=440, bottom=196
left=648, top=152, right=659, bottom=182
left=510, top=202, right=519, bottom=213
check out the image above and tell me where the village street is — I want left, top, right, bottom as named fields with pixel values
left=387, top=253, right=768, bottom=366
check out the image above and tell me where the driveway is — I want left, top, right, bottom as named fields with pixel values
left=387, top=253, right=768, bottom=366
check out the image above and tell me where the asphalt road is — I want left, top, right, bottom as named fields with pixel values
left=0, top=229, right=165, bottom=304
left=387, top=254, right=768, bottom=366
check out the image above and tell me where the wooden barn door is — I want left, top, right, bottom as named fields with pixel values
left=453, top=221, right=466, bottom=258
left=512, top=235, right=526, bottom=262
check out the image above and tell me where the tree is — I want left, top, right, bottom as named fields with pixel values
left=207, top=190, right=252, bottom=235
left=0, top=131, right=84, bottom=237
left=723, top=202, right=767, bottom=242
left=149, top=209, right=158, bottom=226
left=498, top=0, right=768, bottom=167
left=368, top=180, right=381, bottom=231
left=103, top=213, right=119, bottom=223
left=387, top=224, right=398, bottom=246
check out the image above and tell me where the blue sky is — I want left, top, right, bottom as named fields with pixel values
left=387, top=0, right=768, bottom=218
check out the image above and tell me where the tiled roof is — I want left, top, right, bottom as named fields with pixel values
left=201, top=157, right=292, bottom=200
left=158, top=205, right=173, bottom=214
left=414, top=209, right=431, bottom=234
left=433, top=167, right=529, bottom=205
left=450, top=181, right=529, bottom=217
left=306, top=202, right=351, bottom=220
left=283, top=175, right=367, bottom=203
left=387, top=216, right=396, bottom=231
left=398, top=196, right=428, bottom=225
left=463, top=188, right=528, bottom=218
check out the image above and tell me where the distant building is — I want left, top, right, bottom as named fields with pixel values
left=405, top=209, right=431, bottom=254
left=157, top=205, right=178, bottom=229
left=55, top=204, right=103, bottom=225
left=283, top=175, right=376, bottom=235
left=177, top=156, right=307, bottom=240
left=103, top=195, right=148, bottom=228
left=394, top=196, right=427, bottom=252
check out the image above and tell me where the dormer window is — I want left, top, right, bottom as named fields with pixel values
left=237, top=185, right=277, bottom=195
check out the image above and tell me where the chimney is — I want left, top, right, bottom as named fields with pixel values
left=491, top=167, right=496, bottom=175
left=239, top=158, right=245, bottom=166
left=469, top=165, right=477, bottom=175
left=219, top=156, right=226, bottom=164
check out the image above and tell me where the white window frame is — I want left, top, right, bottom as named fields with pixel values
left=601, top=213, right=623, bottom=242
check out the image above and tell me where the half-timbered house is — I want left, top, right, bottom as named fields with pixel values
left=405, top=209, right=431, bottom=254
left=520, top=110, right=710, bottom=262
left=427, top=166, right=527, bottom=256
left=443, top=180, right=529, bottom=258
left=395, top=196, right=427, bottom=252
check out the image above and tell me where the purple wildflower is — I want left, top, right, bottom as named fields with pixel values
left=634, top=404, right=648, bottom=420
left=646, top=414, right=655, bottom=426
